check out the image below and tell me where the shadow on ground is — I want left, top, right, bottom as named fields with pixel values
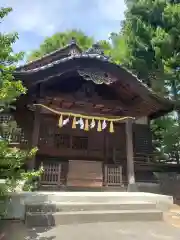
left=0, top=221, right=56, bottom=240
left=1, top=220, right=180, bottom=239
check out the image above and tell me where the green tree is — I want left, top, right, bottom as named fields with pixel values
left=0, top=7, right=42, bottom=218
left=114, top=0, right=180, bottom=163
left=28, top=30, right=94, bottom=61
left=27, top=29, right=112, bottom=61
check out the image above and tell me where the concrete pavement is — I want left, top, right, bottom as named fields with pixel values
left=2, top=221, right=180, bottom=240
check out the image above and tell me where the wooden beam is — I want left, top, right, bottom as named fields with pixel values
left=30, top=93, right=159, bottom=117
left=37, top=98, right=144, bottom=117
left=42, top=95, right=139, bottom=114
left=28, top=108, right=41, bottom=170
left=101, top=108, right=111, bottom=113
left=34, top=104, right=127, bottom=120
left=112, top=81, right=166, bottom=114
left=44, top=94, right=135, bottom=111
left=62, top=101, right=74, bottom=108
left=26, top=93, right=158, bottom=117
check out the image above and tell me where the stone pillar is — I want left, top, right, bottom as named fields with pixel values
left=125, top=118, right=138, bottom=191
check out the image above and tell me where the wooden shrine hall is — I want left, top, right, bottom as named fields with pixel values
left=9, top=40, right=176, bottom=190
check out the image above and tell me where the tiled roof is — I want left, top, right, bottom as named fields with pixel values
left=14, top=41, right=178, bottom=117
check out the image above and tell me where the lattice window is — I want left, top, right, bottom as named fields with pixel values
left=133, top=124, right=153, bottom=155
left=0, top=114, right=13, bottom=140
left=12, top=129, right=28, bottom=144
left=39, top=125, right=55, bottom=146
left=41, top=162, right=61, bottom=185
left=104, top=165, right=123, bottom=186
left=0, top=114, right=12, bottom=123
left=54, top=134, right=70, bottom=148
left=0, top=114, right=27, bottom=144
left=72, top=136, right=88, bottom=150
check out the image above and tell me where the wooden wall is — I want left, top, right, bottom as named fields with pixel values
left=133, top=123, right=153, bottom=156
left=1, top=111, right=153, bottom=164
left=36, top=115, right=153, bottom=162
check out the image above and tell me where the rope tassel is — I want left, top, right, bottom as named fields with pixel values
left=84, top=119, right=89, bottom=131
left=97, top=120, right=102, bottom=132
left=72, top=117, right=76, bottom=129
left=90, top=119, right=95, bottom=129
left=58, top=115, right=63, bottom=128
left=109, top=121, right=114, bottom=133
left=33, top=104, right=135, bottom=134
left=79, top=118, right=84, bottom=129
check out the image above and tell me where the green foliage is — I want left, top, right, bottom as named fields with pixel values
left=118, top=0, right=180, bottom=162
left=27, top=30, right=94, bottom=61
left=27, top=29, right=115, bottom=61
left=0, top=7, right=26, bottom=109
left=0, top=7, right=42, bottom=218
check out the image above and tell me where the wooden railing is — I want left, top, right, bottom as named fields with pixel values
left=40, top=162, right=62, bottom=186
left=39, top=161, right=124, bottom=188
left=39, top=161, right=180, bottom=189
left=104, top=164, right=123, bottom=186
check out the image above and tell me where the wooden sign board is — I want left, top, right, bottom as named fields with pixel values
left=67, top=160, right=103, bottom=187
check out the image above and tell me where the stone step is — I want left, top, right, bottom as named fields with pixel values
left=23, top=192, right=173, bottom=207
left=39, top=185, right=127, bottom=192
left=25, top=209, right=163, bottom=227
left=6, top=192, right=173, bottom=220
left=25, top=202, right=156, bottom=213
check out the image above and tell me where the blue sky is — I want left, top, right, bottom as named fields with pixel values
left=1, top=0, right=126, bottom=54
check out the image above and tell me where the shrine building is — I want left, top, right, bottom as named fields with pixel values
left=3, top=40, right=177, bottom=190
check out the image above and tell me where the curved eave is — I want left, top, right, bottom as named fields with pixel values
left=149, top=106, right=174, bottom=119
left=14, top=54, right=176, bottom=117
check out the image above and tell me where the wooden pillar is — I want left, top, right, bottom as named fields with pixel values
left=103, top=131, right=108, bottom=186
left=28, top=108, right=41, bottom=170
left=125, top=118, right=138, bottom=191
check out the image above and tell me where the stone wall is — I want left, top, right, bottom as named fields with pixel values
left=137, top=172, right=180, bottom=201
left=155, top=173, right=180, bottom=201
left=137, top=182, right=161, bottom=194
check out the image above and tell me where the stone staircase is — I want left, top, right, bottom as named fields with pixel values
left=39, top=185, right=127, bottom=192
left=24, top=192, right=168, bottom=227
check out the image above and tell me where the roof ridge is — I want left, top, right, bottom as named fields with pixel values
left=17, top=42, right=82, bottom=70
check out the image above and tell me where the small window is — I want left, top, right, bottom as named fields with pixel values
left=0, top=114, right=27, bottom=144
left=72, top=136, right=88, bottom=150
left=54, top=134, right=70, bottom=148
left=0, top=114, right=12, bottom=124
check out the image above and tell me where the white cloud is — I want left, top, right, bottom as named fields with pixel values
left=1, top=0, right=126, bottom=52
left=1, top=0, right=126, bottom=36
left=1, top=0, right=64, bottom=36
left=97, top=0, right=126, bottom=21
